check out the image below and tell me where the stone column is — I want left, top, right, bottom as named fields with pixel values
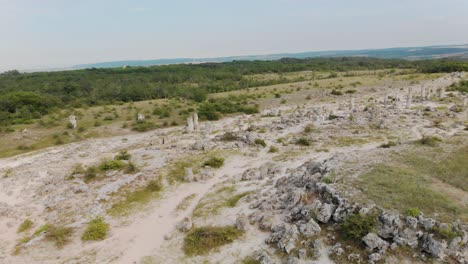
left=193, top=113, right=199, bottom=130
left=137, top=113, right=145, bottom=122
left=68, top=115, right=77, bottom=129
left=186, top=116, right=194, bottom=133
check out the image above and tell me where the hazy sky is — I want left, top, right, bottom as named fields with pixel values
left=1, top=0, right=468, bottom=71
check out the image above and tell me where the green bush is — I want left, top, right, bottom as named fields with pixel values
left=268, top=146, right=279, bottom=153
left=45, top=225, right=74, bottom=248
left=340, top=213, right=377, bottom=240
left=84, top=166, right=98, bottom=182
left=17, top=219, right=33, bottom=233
left=81, top=217, right=109, bottom=241
left=304, top=124, right=314, bottom=133
left=115, top=150, right=131, bottom=160
left=406, top=207, right=421, bottom=217
left=331, top=89, right=343, bottom=95
left=295, top=138, right=310, bottom=146
left=433, top=225, right=460, bottom=240
left=203, top=157, right=225, bottom=168
left=254, top=138, right=266, bottom=147
left=380, top=141, right=397, bottom=148
left=183, top=226, right=243, bottom=256
left=98, top=159, right=124, bottom=171
left=132, top=121, right=156, bottom=132
left=220, top=132, right=238, bottom=141
left=419, top=135, right=441, bottom=147
left=124, top=161, right=138, bottom=174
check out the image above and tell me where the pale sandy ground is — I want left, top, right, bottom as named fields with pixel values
left=0, top=74, right=465, bottom=263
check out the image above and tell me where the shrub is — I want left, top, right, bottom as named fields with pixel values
left=132, top=121, right=156, bottom=132
left=254, top=138, right=266, bottom=147
left=84, top=166, right=98, bottom=182
left=419, top=135, right=441, bottom=147
left=295, top=138, right=310, bottom=146
left=433, top=225, right=459, bottom=240
left=98, top=159, right=124, bottom=171
left=225, top=192, right=250, bottom=207
left=115, top=150, right=131, bottom=160
left=81, top=217, right=109, bottom=241
left=331, top=89, right=343, bottom=96
left=341, top=213, right=377, bottom=240
left=304, top=124, right=314, bottom=133
left=45, top=225, right=74, bottom=248
left=17, top=219, right=33, bottom=233
left=379, top=141, right=397, bottom=148
left=124, top=161, right=138, bottom=174
left=146, top=178, right=163, bottom=192
left=220, top=132, right=238, bottom=141
left=203, top=157, right=225, bottom=168
left=183, top=226, right=243, bottom=256
left=268, top=146, right=279, bottom=153
left=321, top=177, right=333, bottom=184
left=406, top=207, right=421, bottom=217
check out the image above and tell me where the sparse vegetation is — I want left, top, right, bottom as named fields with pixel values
left=380, top=141, right=397, bottom=148
left=341, top=213, right=377, bottom=240
left=108, top=177, right=163, bottom=216
left=183, top=226, right=243, bottom=256
left=418, top=135, right=441, bottom=147
left=203, top=157, right=225, bottom=168
left=268, top=146, right=279, bottom=153
left=115, top=150, right=131, bottom=160
left=44, top=225, right=74, bottom=248
left=254, top=138, right=266, bottom=147
left=17, top=219, right=33, bottom=233
left=406, top=207, right=421, bottom=217
left=81, top=217, right=109, bottom=241
left=295, top=137, right=310, bottom=146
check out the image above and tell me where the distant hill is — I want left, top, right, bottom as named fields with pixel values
left=68, top=44, right=468, bottom=70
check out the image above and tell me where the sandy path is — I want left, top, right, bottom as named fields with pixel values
left=107, top=154, right=259, bottom=263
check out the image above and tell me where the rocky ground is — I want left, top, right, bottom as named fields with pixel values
left=0, top=73, right=467, bottom=264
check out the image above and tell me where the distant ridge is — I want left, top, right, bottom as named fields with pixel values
left=65, top=44, right=468, bottom=71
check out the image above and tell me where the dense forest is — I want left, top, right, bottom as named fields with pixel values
left=1, top=57, right=467, bottom=125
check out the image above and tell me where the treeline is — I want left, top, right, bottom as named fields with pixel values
left=0, top=57, right=467, bottom=125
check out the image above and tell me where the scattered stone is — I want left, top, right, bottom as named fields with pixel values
left=68, top=115, right=77, bottom=129
left=362, top=233, right=389, bottom=252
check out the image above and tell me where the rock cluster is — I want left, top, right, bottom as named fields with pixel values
left=245, top=159, right=468, bottom=263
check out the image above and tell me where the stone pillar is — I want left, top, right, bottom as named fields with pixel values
left=420, top=86, right=425, bottom=101
left=193, top=113, right=199, bottom=130
left=186, top=116, right=194, bottom=133
left=184, top=168, right=194, bottom=182
left=406, top=88, right=412, bottom=109
left=438, top=87, right=445, bottom=99
left=137, top=113, right=145, bottom=122
left=383, top=94, right=388, bottom=106
left=68, top=115, right=77, bottom=129
left=204, top=122, right=212, bottom=134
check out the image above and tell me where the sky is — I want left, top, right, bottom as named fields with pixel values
left=1, top=0, right=468, bottom=71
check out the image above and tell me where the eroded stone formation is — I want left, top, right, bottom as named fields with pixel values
left=68, top=115, right=77, bottom=129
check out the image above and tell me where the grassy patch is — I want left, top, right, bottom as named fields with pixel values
left=359, top=164, right=460, bottom=220
left=254, top=138, right=266, bottom=147
left=183, top=226, right=243, bottom=256
left=431, top=146, right=468, bottom=191
left=44, top=225, right=74, bottom=248
left=176, top=194, right=197, bottom=211
left=81, top=217, right=109, bottom=241
left=203, top=157, right=225, bottom=168
left=17, top=219, right=33, bottom=233
left=340, top=213, right=377, bottom=240
left=295, top=137, right=311, bottom=146
left=418, top=135, right=441, bottom=147
left=268, top=146, right=279, bottom=153
left=108, top=178, right=163, bottom=216
left=98, top=159, right=125, bottom=171
left=193, top=186, right=248, bottom=218
left=224, top=192, right=251, bottom=208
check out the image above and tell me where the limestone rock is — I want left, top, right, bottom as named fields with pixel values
left=362, top=233, right=389, bottom=252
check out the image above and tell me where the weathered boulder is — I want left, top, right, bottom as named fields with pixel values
left=362, top=233, right=389, bottom=252
left=266, top=224, right=299, bottom=254
left=297, top=218, right=321, bottom=237
left=378, top=212, right=402, bottom=239
left=419, top=216, right=437, bottom=230
left=368, top=253, right=382, bottom=264
left=421, top=233, right=447, bottom=259
left=316, top=203, right=335, bottom=223
left=405, top=216, right=418, bottom=229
